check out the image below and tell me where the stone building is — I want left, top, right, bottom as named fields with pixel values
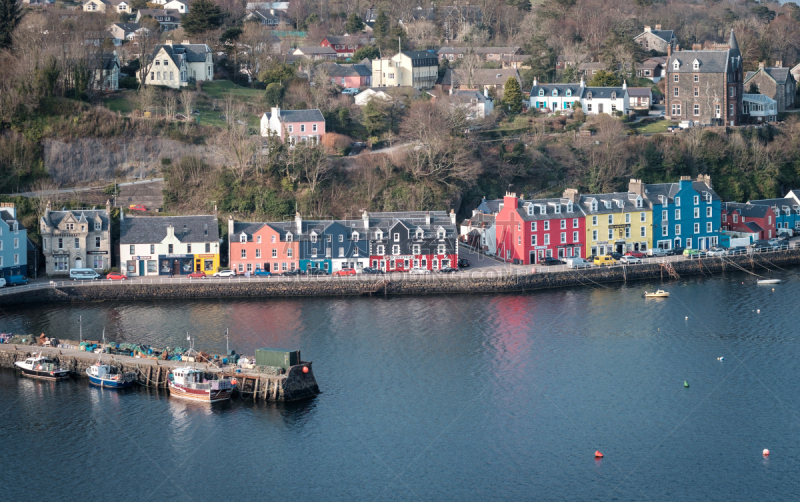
left=633, top=25, right=677, bottom=54
left=40, top=201, right=112, bottom=276
left=744, top=62, right=795, bottom=112
left=665, top=30, right=744, bottom=126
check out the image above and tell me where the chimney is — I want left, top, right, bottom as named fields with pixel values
left=655, top=24, right=662, bottom=30
left=676, top=44, right=680, bottom=52
left=533, top=76, right=537, bottom=86
left=449, top=209, right=456, bottom=226
left=776, top=61, right=783, bottom=68
left=580, top=74, right=585, bottom=88
left=667, top=45, right=671, bottom=58
left=644, top=25, right=651, bottom=33
left=271, top=106, right=280, bottom=119
left=182, top=40, right=189, bottom=45
left=45, top=201, right=51, bottom=219
left=628, top=179, right=645, bottom=197
left=622, top=80, right=627, bottom=90
left=166, top=225, right=175, bottom=239
left=425, top=212, right=431, bottom=225
left=758, top=61, right=765, bottom=70
left=503, top=192, right=518, bottom=211
left=0, top=202, right=15, bottom=218
left=295, top=211, right=302, bottom=234
left=562, top=188, right=580, bottom=204
left=484, top=87, right=488, bottom=98
left=362, top=210, right=369, bottom=229
left=166, top=40, right=173, bottom=46
left=697, top=174, right=712, bottom=188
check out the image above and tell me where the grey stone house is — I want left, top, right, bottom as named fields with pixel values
left=665, top=30, right=744, bottom=126
left=40, top=201, right=112, bottom=276
left=744, top=62, right=795, bottom=112
left=633, top=25, right=677, bottom=54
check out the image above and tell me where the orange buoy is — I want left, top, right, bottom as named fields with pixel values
left=594, top=451, right=603, bottom=458
left=231, top=378, right=237, bottom=385
left=302, top=366, right=309, bottom=374
left=763, top=449, right=770, bottom=457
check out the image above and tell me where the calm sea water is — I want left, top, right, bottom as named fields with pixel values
left=2, top=270, right=800, bottom=500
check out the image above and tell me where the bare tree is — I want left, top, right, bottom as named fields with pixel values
left=180, top=89, right=196, bottom=121
left=136, top=84, right=157, bottom=116
left=163, top=92, right=177, bottom=120
left=30, top=179, right=63, bottom=217
left=215, top=99, right=257, bottom=180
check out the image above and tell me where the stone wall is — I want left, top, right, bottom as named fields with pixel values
left=1, top=249, right=797, bottom=305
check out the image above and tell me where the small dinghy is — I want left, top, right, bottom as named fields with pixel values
left=644, top=290, right=670, bottom=298
left=757, top=279, right=781, bottom=285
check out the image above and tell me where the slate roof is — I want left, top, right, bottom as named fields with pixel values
left=0, top=209, right=24, bottom=230
left=530, top=83, right=581, bottom=97
left=748, top=198, right=800, bottom=214
left=402, top=50, right=437, bottom=60
left=477, top=198, right=502, bottom=214
left=578, top=62, right=606, bottom=71
left=318, top=62, right=371, bottom=77
left=722, top=202, right=770, bottom=218
left=446, top=68, right=521, bottom=87
left=516, top=197, right=587, bottom=222
left=45, top=210, right=109, bottom=231
left=645, top=181, right=721, bottom=203
left=581, top=87, right=627, bottom=99
left=579, top=192, right=651, bottom=215
left=137, top=9, right=181, bottom=21
left=451, top=90, right=491, bottom=103
left=634, top=29, right=675, bottom=44
left=745, top=221, right=764, bottom=233
left=627, top=87, right=652, bottom=97
left=264, top=108, right=325, bottom=123
left=668, top=30, right=741, bottom=74
left=120, top=215, right=219, bottom=244
left=111, top=22, right=140, bottom=33
left=745, top=67, right=793, bottom=85
left=152, top=43, right=209, bottom=66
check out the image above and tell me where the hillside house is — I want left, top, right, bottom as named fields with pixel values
left=633, top=25, right=677, bottom=53
left=260, top=107, right=325, bottom=146
left=744, top=62, right=795, bottom=112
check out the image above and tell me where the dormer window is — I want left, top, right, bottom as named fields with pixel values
left=438, top=229, right=445, bottom=239
left=673, top=60, right=680, bottom=70
left=376, top=230, right=383, bottom=240
left=636, top=197, right=643, bottom=208
left=527, top=205, right=534, bottom=216
left=239, top=233, right=247, bottom=243
left=693, top=59, right=700, bottom=70
left=415, top=229, right=423, bottom=239
left=310, top=233, right=317, bottom=243
left=538, top=89, right=544, bottom=96
left=552, top=89, right=558, bottom=96
left=554, top=204, right=561, bottom=214
left=567, top=202, right=573, bottom=213
left=603, top=200, right=611, bottom=209
left=587, top=91, right=592, bottom=99
left=353, top=231, right=359, bottom=242
left=539, top=205, right=546, bottom=215
left=566, top=89, right=572, bottom=97
left=611, top=91, right=616, bottom=99
left=591, top=201, right=598, bottom=211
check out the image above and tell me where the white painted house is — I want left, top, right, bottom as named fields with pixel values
left=529, top=76, right=630, bottom=115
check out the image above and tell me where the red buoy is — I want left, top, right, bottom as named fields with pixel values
left=302, top=366, right=309, bottom=374
left=763, top=449, right=770, bottom=457
left=595, top=451, right=603, bottom=458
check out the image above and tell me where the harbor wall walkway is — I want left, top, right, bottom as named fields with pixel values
left=0, top=249, right=796, bottom=306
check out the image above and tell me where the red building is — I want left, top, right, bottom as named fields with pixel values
left=721, top=202, right=777, bottom=240
left=320, top=36, right=366, bottom=58
left=495, top=193, right=587, bottom=264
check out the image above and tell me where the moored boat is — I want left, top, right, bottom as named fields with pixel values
left=757, top=279, right=781, bottom=285
left=86, top=363, right=136, bottom=388
left=644, top=290, right=670, bottom=298
left=168, top=366, right=233, bottom=403
left=14, top=354, right=70, bottom=380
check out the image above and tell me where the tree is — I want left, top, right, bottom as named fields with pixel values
left=0, top=0, right=24, bottom=51
left=503, top=77, right=524, bottom=114
left=220, top=26, right=242, bottom=43
left=180, top=89, right=196, bottom=129
left=346, top=13, right=364, bottom=33
left=362, top=98, right=389, bottom=138
left=129, top=0, right=149, bottom=10
left=258, top=60, right=295, bottom=85
left=751, top=6, right=776, bottom=24
left=264, top=82, right=285, bottom=107
left=182, top=0, right=224, bottom=36
left=588, top=70, right=621, bottom=87
left=352, top=45, right=380, bottom=61
left=136, top=84, right=157, bottom=115
left=373, top=10, right=390, bottom=41
left=163, top=92, right=177, bottom=119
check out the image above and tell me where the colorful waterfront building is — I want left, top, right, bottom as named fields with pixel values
left=495, top=192, right=587, bottom=264
left=366, top=211, right=458, bottom=272
left=747, top=191, right=800, bottom=233
left=647, top=175, right=721, bottom=251
left=721, top=202, right=776, bottom=240
left=119, top=214, right=220, bottom=276
left=568, top=185, right=652, bottom=256
left=228, top=219, right=298, bottom=274
left=0, top=203, right=26, bottom=279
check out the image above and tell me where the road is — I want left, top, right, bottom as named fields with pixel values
left=3, top=178, right=164, bottom=198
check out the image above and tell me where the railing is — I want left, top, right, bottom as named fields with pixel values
left=0, top=244, right=795, bottom=297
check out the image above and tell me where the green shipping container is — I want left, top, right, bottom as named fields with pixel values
left=255, top=348, right=301, bottom=369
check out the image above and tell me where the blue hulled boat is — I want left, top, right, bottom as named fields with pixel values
left=85, top=329, right=137, bottom=389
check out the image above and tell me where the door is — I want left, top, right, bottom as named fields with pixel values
left=138, top=260, right=145, bottom=276
left=264, top=263, right=270, bottom=272
left=529, top=251, right=536, bottom=264
left=74, top=258, right=82, bottom=269
left=598, top=103, right=604, bottom=114
left=172, top=260, right=179, bottom=275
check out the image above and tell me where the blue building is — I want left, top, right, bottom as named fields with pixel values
left=0, top=203, right=27, bottom=279
left=748, top=191, right=800, bottom=234
left=644, top=176, right=721, bottom=251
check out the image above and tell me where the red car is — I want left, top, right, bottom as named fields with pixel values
left=188, top=271, right=207, bottom=279
left=333, top=268, right=356, bottom=277
left=625, top=251, right=645, bottom=258
left=129, top=204, right=147, bottom=211
left=106, top=272, right=127, bottom=280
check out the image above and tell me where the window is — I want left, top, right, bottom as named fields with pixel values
left=625, top=227, right=631, bottom=238
left=573, top=218, right=579, bottom=228
left=733, top=214, right=738, bottom=223
left=674, top=75, right=679, bottom=82
left=686, top=238, right=692, bottom=249
left=640, top=227, right=646, bottom=237
left=96, top=237, right=101, bottom=248
left=288, top=125, right=293, bottom=133
left=74, top=238, right=80, bottom=249
left=58, top=238, right=63, bottom=249
left=693, top=196, right=699, bottom=205
left=531, top=235, right=537, bottom=246
left=675, top=197, right=680, bottom=206
left=43, top=239, right=47, bottom=250
left=338, top=248, right=344, bottom=257
left=413, top=244, right=421, bottom=255
left=313, top=124, right=318, bottom=132
left=694, top=104, right=699, bottom=116
left=640, top=212, right=646, bottom=222
left=573, top=231, right=578, bottom=242
left=338, top=235, right=344, bottom=243
left=286, top=233, right=292, bottom=242
left=255, top=249, right=261, bottom=259
left=205, top=243, right=210, bottom=253
left=394, top=233, right=399, bottom=241
left=587, top=104, right=592, bottom=112
left=561, top=232, right=566, bottom=243
left=300, top=125, right=305, bottom=132
left=706, top=222, right=713, bottom=232
left=544, top=221, right=550, bottom=230
left=392, top=245, right=400, bottom=255
left=437, top=245, right=446, bottom=255
left=608, top=215, right=613, bottom=224
left=662, top=225, right=669, bottom=237
left=675, top=224, right=681, bottom=235
left=544, top=234, right=550, bottom=245
left=187, top=244, right=191, bottom=253
left=693, top=87, right=699, bottom=97
left=518, top=236, right=522, bottom=245
left=693, top=223, right=700, bottom=234
left=129, top=244, right=135, bottom=254
left=241, top=249, right=246, bottom=258
left=675, top=209, right=681, bottom=220
left=592, top=216, right=598, bottom=226
left=625, top=213, right=631, bottom=224
left=311, top=234, right=317, bottom=243
left=168, top=244, right=173, bottom=254
left=608, top=229, right=613, bottom=239
left=560, top=220, right=566, bottom=229
left=694, top=74, right=699, bottom=82
left=66, top=223, right=74, bottom=230
left=240, top=234, right=247, bottom=243
left=311, top=248, right=317, bottom=257
left=95, top=222, right=101, bottom=231
left=531, top=222, right=537, bottom=231
left=694, top=208, right=700, bottom=218
left=592, top=230, right=598, bottom=241
left=272, top=249, right=277, bottom=258
left=673, top=87, right=679, bottom=97
left=672, top=104, right=681, bottom=115
left=729, top=86, right=735, bottom=97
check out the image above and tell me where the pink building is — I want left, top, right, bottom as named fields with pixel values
left=260, top=107, right=326, bottom=146
left=318, top=62, right=371, bottom=88
left=228, top=219, right=299, bottom=274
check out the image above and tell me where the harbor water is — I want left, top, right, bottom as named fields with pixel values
left=2, top=271, right=800, bottom=500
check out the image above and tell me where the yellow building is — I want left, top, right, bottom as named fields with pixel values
left=569, top=187, right=652, bottom=256
left=371, top=51, right=439, bottom=89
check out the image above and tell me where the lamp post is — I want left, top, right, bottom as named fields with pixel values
left=79, top=315, right=82, bottom=344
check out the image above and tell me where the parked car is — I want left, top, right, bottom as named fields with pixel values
left=0, top=278, right=5, bottom=288
left=341, top=88, right=359, bottom=95
left=458, top=258, right=470, bottom=268
left=773, top=242, right=790, bottom=251
left=333, top=268, right=356, bottom=277
left=620, top=256, right=642, bottom=264
left=666, top=247, right=685, bottom=256
left=106, top=272, right=127, bottom=280
left=186, top=271, right=206, bottom=279
left=683, top=249, right=701, bottom=256
left=624, top=251, right=645, bottom=258
left=252, top=269, right=271, bottom=277
left=729, top=246, right=748, bottom=255
left=409, top=267, right=431, bottom=275
left=647, top=248, right=667, bottom=257
left=706, top=247, right=727, bottom=257
left=606, top=252, right=623, bottom=261
left=282, top=269, right=304, bottom=276
left=752, top=239, right=771, bottom=248
left=593, top=255, right=617, bottom=266
left=541, top=258, right=565, bottom=266
left=128, top=204, right=147, bottom=211
left=307, top=268, right=328, bottom=276
left=438, top=267, right=458, bottom=273
left=213, top=269, right=237, bottom=277
left=777, top=228, right=794, bottom=237
left=7, top=275, right=28, bottom=286
left=361, top=267, right=384, bottom=275
left=566, top=257, right=592, bottom=269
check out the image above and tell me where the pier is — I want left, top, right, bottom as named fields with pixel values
left=0, top=344, right=320, bottom=402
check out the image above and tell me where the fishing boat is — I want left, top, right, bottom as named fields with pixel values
left=14, top=353, right=70, bottom=380
left=167, top=334, right=233, bottom=403
left=85, top=330, right=137, bottom=389
left=644, top=290, right=670, bottom=298
left=757, top=279, right=781, bottom=285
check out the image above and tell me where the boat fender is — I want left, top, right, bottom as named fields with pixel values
left=303, top=366, right=309, bottom=374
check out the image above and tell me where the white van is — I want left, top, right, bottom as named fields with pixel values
left=69, top=268, right=101, bottom=281
left=566, top=257, right=592, bottom=269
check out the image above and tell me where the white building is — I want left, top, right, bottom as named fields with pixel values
left=354, top=89, right=392, bottom=106
left=449, top=89, right=494, bottom=120
left=260, top=107, right=326, bottom=146
left=529, top=76, right=630, bottom=115
left=743, top=94, right=778, bottom=123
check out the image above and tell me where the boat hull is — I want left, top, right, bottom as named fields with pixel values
left=17, top=367, right=70, bottom=380
left=757, top=279, right=781, bottom=285
left=168, top=381, right=232, bottom=403
left=87, top=374, right=134, bottom=388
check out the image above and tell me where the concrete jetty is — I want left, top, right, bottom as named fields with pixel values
left=0, top=344, right=320, bottom=402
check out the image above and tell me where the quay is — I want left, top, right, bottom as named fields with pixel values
left=0, top=247, right=798, bottom=305
left=0, top=344, right=320, bottom=402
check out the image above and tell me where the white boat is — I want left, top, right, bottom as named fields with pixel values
left=167, top=334, right=233, bottom=403
left=757, top=279, right=781, bottom=285
left=644, top=290, right=670, bottom=298
left=14, top=353, right=70, bottom=380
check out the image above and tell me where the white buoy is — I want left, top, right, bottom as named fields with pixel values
left=757, top=309, right=761, bottom=313
left=718, top=357, right=724, bottom=361
left=685, top=316, right=688, bottom=320
left=763, top=449, right=770, bottom=457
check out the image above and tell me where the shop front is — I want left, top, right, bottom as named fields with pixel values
left=158, top=254, right=195, bottom=275
left=194, top=253, right=219, bottom=274
left=126, top=255, right=157, bottom=276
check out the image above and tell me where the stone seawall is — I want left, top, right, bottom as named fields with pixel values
left=0, top=250, right=796, bottom=306
left=0, top=345, right=320, bottom=402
